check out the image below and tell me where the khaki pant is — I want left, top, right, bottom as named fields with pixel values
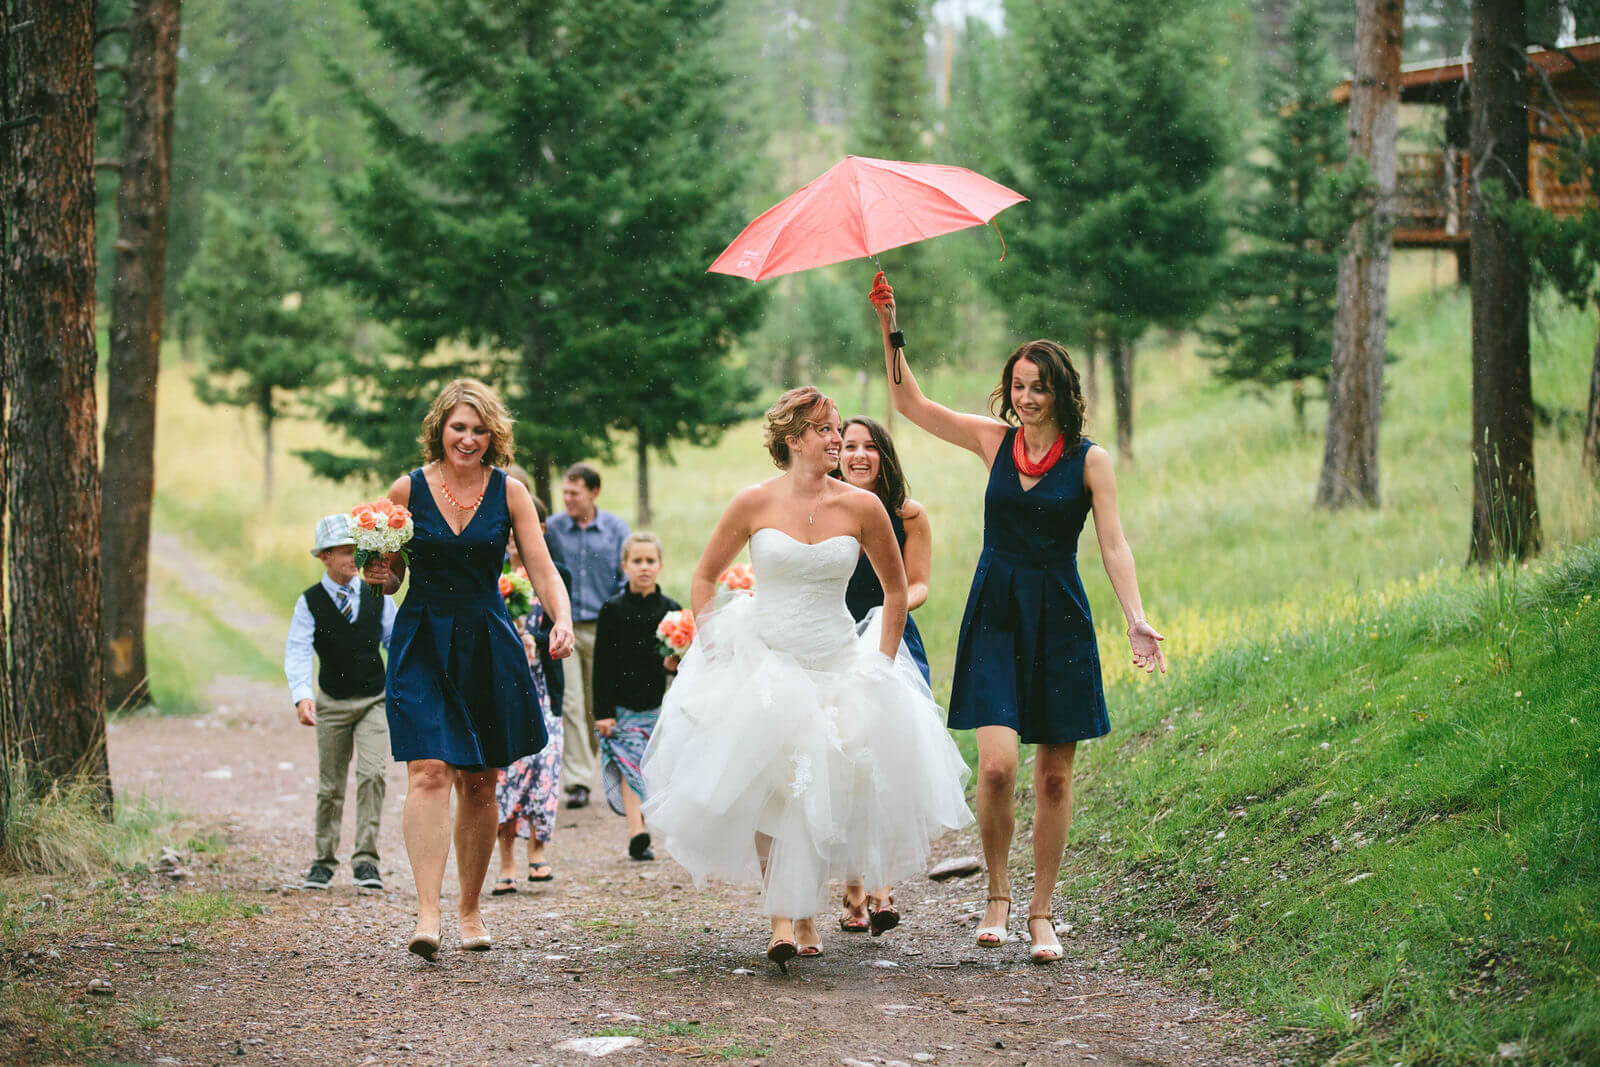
left=559, top=620, right=600, bottom=793
left=313, top=688, right=389, bottom=868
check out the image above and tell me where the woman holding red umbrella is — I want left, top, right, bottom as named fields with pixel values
left=868, top=275, right=1165, bottom=964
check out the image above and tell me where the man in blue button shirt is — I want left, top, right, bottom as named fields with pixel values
left=544, top=462, right=630, bottom=808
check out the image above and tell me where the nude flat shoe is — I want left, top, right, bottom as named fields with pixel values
left=407, top=929, right=441, bottom=961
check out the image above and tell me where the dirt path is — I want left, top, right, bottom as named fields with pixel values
left=88, top=680, right=1274, bottom=1067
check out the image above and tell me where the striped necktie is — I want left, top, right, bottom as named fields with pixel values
left=336, top=586, right=356, bottom=623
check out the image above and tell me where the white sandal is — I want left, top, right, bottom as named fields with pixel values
left=975, top=894, right=1011, bottom=947
left=1028, top=913, right=1063, bottom=964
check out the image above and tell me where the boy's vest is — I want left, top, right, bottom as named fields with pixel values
left=304, top=583, right=386, bottom=700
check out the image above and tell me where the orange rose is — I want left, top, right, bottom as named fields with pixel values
left=352, top=505, right=378, bottom=530
left=371, top=498, right=394, bottom=516
left=386, top=508, right=409, bottom=529
left=498, top=574, right=515, bottom=597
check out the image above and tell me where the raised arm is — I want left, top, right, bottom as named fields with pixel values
left=507, top=475, right=574, bottom=659
left=1083, top=446, right=1165, bottom=674
left=855, top=493, right=907, bottom=659
left=869, top=273, right=1008, bottom=464
left=897, top=500, right=932, bottom=612
left=689, top=487, right=760, bottom=617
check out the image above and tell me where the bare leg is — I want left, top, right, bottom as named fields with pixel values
left=841, top=880, right=869, bottom=929
left=454, top=769, right=500, bottom=940
left=975, top=726, right=1019, bottom=933
left=620, top=779, right=647, bottom=837
left=495, top=823, right=518, bottom=882
left=403, top=760, right=454, bottom=937
left=528, top=839, right=548, bottom=869
left=794, top=917, right=821, bottom=953
left=1028, top=742, right=1077, bottom=957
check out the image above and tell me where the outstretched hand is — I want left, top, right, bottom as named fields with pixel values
left=1129, top=620, right=1166, bottom=675
left=868, top=270, right=895, bottom=327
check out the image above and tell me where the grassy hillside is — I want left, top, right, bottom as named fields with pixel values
left=145, top=250, right=1600, bottom=716
left=1057, top=538, right=1600, bottom=1065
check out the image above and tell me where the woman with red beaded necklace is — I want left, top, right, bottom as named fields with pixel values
left=363, top=378, right=574, bottom=960
left=869, top=275, right=1165, bottom=964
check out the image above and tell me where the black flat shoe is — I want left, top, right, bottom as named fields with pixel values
left=565, top=786, right=590, bottom=809
left=628, top=832, right=654, bottom=861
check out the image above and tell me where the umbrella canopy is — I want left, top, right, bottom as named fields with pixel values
left=708, top=155, right=1026, bottom=282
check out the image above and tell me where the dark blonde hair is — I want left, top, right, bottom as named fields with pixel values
left=763, top=386, right=836, bottom=469
left=420, top=379, right=515, bottom=467
left=621, top=531, right=664, bottom=563
left=988, top=340, right=1087, bottom=448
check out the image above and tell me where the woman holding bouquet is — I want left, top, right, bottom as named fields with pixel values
left=363, top=378, right=573, bottom=959
left=868, top=275, right=1164, bottom=964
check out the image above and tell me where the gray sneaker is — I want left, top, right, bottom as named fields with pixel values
left=303, top=864, right=334, bottom=889
left=352, top=862, right=383, bottom=890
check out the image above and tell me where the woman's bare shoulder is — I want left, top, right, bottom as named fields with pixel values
left=897, top=497, right=926, bottom=522
left=388, top=472, right=413, bottom=504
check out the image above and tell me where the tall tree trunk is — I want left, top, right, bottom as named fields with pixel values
left=3, top=0, right=111, bottom=806
left=1467, top=0, right=1539, bottom=563
left=1083, top=328, right=1099, bottom=417
left=636, top=427, right=652, bottom=527
left=1585, top=308, right=1600, bottom=475
left=1110, top=334, right=1135, bottom=463
left=0, top=0, right=16, bottom=845
left=260, top=398, right=274, bottom=503
left=103, top=0, right=181, bottom=711
left=1316, top=0, right=1403, bottom=510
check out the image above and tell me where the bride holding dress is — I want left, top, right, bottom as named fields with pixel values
left=641, top=386, right=972, bottom=970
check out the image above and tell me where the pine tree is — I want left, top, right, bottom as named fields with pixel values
left=181, top=92, right=347, bottom=501
left=1202, top=1, right=1346, bottom=431
left=999, top=0, right=1233, bottom=462
left=308, top=0, right=763, bottom=508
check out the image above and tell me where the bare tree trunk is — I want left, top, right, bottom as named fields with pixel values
left=636, top=427, right=652, bottom=527
left=1316, top=0, right=1403, bottom=510
left=260, top=395, right=275, bottom=503
left=3, top=0, right=111, bottom=807
left=1108, top=333, right=1135, bottom=463
left=0, top=0, right=17, bottom=844
left=530, top=452, right=553, bottom=514
left=1586, top=308, right=1600, bottom=475
left=1083, top=328, right=1099, bottom=417
left=103, top=0, right=181, bottom=711
left=1467, top=0, right=1539, bottom=563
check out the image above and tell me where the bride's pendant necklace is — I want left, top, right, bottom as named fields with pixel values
left=439, top=465, right=488, bottom=511
left=806, top=481, right=828, bottom=526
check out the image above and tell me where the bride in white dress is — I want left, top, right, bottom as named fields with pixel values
left=641, top=386, right=973, bottom=970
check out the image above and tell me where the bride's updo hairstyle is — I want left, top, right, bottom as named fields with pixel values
left=420, top=377, right=516, bottom=467
left=763, top=386, right=836, bottom=469
left=989, top=340, right=1087, bottom=449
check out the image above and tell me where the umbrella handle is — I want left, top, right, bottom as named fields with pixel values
left=872, top=260, right=906, bottom=385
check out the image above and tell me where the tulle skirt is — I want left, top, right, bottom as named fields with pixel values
left=640, top=593, right=973, bottom=918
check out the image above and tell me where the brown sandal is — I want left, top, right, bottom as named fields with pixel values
left=839, top=891, right=870, bottom=933
left=866, top=894, right=900, bottom=937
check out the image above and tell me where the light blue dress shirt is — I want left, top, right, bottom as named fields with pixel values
left=543, top=509, right=630, bottom=622
left=283, top=575, right=398, bottom=706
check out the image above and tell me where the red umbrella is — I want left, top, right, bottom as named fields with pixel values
left=708, top=155, right=1025, bottom=282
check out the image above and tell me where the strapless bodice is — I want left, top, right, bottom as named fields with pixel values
left=748, top=528, right=860, bottom=668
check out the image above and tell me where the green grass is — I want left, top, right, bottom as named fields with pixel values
left=1052, top=540, right=1600, bottom=1064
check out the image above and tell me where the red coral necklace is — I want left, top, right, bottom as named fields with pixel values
left=439, top=467, right=488, bottom=510
left=1012, top=429, right=1065, bottom=478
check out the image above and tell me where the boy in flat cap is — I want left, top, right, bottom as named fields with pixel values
left=283, top=514, right=397, bottom=890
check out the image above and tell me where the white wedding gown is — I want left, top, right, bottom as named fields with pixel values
left=641, top=528, right=974, bottom=918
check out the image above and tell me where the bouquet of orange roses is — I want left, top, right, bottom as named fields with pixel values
left=350, top=498, right=414, bottom=571
left=718, top=562, right=755, bottom=593
left=655, top=609, right=696, bottom=659
left=499, top=563, right=535, bottom=622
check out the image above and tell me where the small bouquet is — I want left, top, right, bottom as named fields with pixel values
left=351, top=498, right=414, bottom=572
left=499, top=564, right=536, bottom=623
left=655, top=609, right=696, bottom=659
left=718, top=562, right=755, bottom=593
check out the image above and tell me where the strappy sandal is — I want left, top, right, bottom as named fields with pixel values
left=839, top=891, right=870, bottom=933
left=490, top=876, right=518, bottom=896
left=528, top=862, right=554, bottom=882
left=766, top=936, right=798, bottom=973
left=975, top=895, right=1011, bottom=947
left=1028, top=912, right=1063, bottom=964
left=866, top=894, right=900, bottom=937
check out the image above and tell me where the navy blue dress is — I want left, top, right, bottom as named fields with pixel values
left=844, top=511, right=932, bottom=684
left=948, top=432, right=1109, bottom=744
left=386, top=468, right=548, bottom=769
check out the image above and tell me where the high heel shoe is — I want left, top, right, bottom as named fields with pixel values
left=766, top=936, right=798, bottom=973
left=839, top=891, right=870, bottom=933
left=1027, top=913, right=1063, bottom=964
left=866, top=894, right=899, bottom=937
left=975, top=895, right=1011, bottom=947
left=407, top=929, right=441, bottom=961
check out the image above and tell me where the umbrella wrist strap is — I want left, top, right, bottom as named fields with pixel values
left=889, top=331, right=906, bottom=384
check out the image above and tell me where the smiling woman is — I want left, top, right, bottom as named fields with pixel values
left=360, top=378, right=575, bottom=961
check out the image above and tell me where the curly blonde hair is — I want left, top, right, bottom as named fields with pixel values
left=763, top=386, right=836, bottom=469
left=419, top=379, right=516, bottom=467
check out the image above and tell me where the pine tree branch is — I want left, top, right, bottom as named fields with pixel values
left=0, top=115, right=38, bottom=136
left=4, top=19, right=34, bottom=38
left=95, top=23, right=130, bottom=43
